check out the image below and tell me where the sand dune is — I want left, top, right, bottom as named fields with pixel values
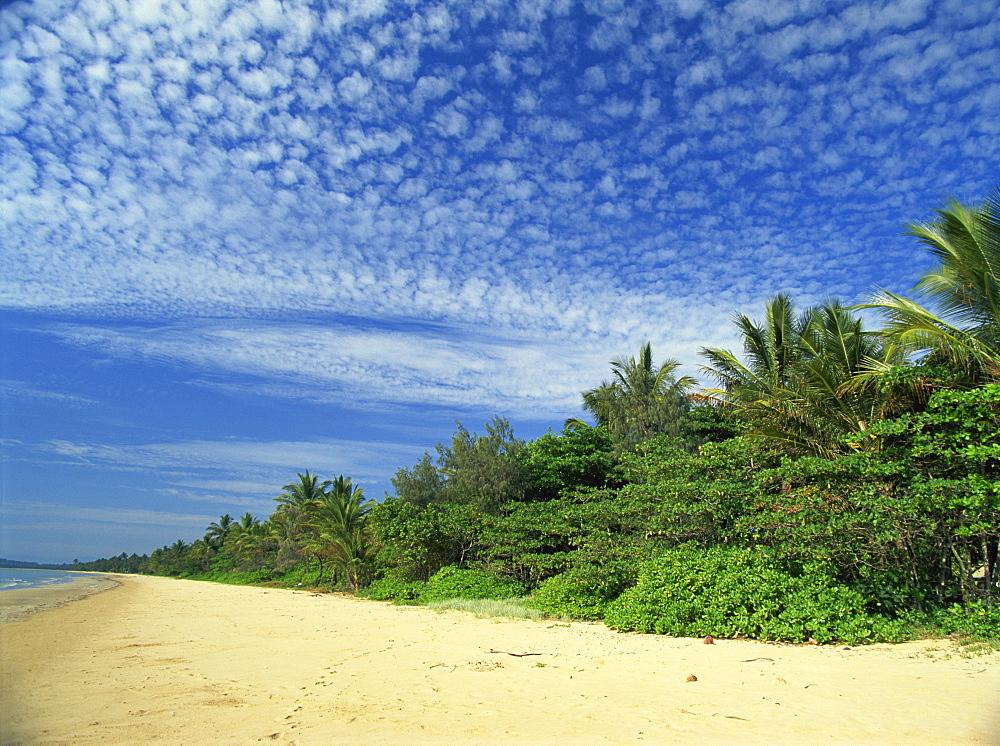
left=2, top=574, right=998, bottom=743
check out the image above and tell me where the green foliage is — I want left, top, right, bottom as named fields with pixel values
left=392, top=417, right=527, bottom=513
left=368, top=499, right=483, bottom=581
left=391, top=452, right=445, bottom=508
left=604, top=547, right=908, bottom=644
left=749, top=452, right=931, bottom=611
left=360, top=569, right=426, bottom=601
left=276, top=471, right=329, bottom=510
left=204, top=514, right=235, bottom=550
left=618, top=436, right=771, bottom=549
left=473, top=484, right=662, bottom=591
left=72, top=552, right=150, bottom=574
left=417, top=566, right=525, bottom=604
left=438, top=417, right=527, bottom=512
left=306, top=475, right=375, bottom=590
left=521, top=426, right=620, bottom=501
left=527, top=564, right=632, bottom=620
left=701, top=296, right=901, bottom=458
left=864, top=187, right=1000, bottom=382
left=475, top=502, right=574, bottom=587
left=901, top=385, right=1000, bottom=603
left=924, top=601, right=1000, bottom=640
left=681, top=403, right=746, bottom=444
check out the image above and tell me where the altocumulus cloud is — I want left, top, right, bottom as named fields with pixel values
left=2, top=0, right=999, bottom=559
left=4, top=0, right=997, bottom=330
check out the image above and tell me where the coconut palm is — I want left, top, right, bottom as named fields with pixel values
left=862, top=188, right=1000, bottom=380
left=700, top=294, right=811, bottom=400
left=701, top=297, right=900, bottom=456
left=275, top=471, right=330, bottom=509
left=310, top=476, right=370, bottom=529
left=236, top=512, right=260, bottom=533
left=306, top=475, right=375, bottom=590
left=204, top=514, right=235, bottom=549
left=230, top=515, right=274, bottom=568
left=572, top=342, right=696, bottom=449
left=161, top=539, right=190, bottom=575
left=274, top=471, right=330, bottom=548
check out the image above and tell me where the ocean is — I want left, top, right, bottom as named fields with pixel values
left=0, top=568, right=88, bottom=592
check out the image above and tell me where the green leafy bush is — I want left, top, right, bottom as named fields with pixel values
left=924, top=601, right=1000, bottom=640
left=604, top=546, right=908, bottom=644
left=417, top=566, right=525, bottom=604
left=359, top=569, right=426, bottom=601
left=528, top=565, right=631, bottom=620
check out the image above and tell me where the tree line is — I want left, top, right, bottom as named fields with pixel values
left=77, top=189, right=1000, bottom=643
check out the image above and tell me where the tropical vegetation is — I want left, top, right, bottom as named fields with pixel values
left=76, top=189, right=1000, bottom=644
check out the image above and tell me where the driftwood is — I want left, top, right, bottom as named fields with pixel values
left=488, top=649, right=544, bottom=657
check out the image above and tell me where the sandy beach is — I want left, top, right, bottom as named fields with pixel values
left=1, top=574, right=998, bottom=744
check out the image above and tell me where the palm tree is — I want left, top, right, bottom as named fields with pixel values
left=274, top=471, right=330, bottom=549
left=700, top=294, right=811, bottom=400
left=275, top=471, right=330, bottom=509
left=204, top=514, right=235, bottom=549
left=572, top=342, right=696, bottom=449
left=231, top=514, right=273, bottom=568
left=862, top=188, right=1000, bottom=380
left=236, top=512, right=260, bottom=533
left=306, top=475, right=375, bottom=590
left=701, top=297, right=900, bottom=456
left=164, top=539, right=190, bottom=575
left=310, top=476, right=370, bottom=532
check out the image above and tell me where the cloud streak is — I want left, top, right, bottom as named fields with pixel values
left=30, top=435, right=422, bottom=493
left=39, top=319, right=636, bottom=418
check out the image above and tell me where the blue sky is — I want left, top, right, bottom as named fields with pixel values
left=2, top=0, right=998, bottom=563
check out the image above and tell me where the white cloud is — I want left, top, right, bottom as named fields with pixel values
left=378, top=54, right=419, bottom=81
left=2, top=0, right=998, bottom=440
left=36, top=435, right=414, bottom=482
left=583, top=65, right=607, bottom=90
left=338, top=70, right=373, bottom=103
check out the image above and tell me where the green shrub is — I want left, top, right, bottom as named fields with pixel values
left=360, top=570, right=426, bottom=601
left=528, top=565, right=630, bottom=620
left=924, top=601, right=1000, bottom=640
left=604, top=546, right=908, bottom=644
left=417, top=566, right=525, bottom=604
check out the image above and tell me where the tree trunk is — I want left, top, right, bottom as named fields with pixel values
left=984, top=535, right=998, bottom=606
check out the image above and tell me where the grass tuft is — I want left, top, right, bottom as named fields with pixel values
left=427, top=596, right=545, bottom=621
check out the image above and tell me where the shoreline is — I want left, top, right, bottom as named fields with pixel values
left=0, top=574, right=120, bottom=624
left=2, top=574, right=999, bottom=743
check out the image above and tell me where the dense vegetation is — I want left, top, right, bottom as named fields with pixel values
left=77, top=190, right=1000, bottom=644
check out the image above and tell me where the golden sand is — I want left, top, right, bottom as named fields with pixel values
left=2, top=574, right=998, bottom=743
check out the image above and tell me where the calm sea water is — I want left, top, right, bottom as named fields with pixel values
left=0, top=568, right=87, bottom=592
